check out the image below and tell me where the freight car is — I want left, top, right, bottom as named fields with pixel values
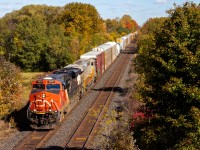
left=116, top=33, right=134, bottom=51
left=106, top=42, right=120, bottom=61
left=92, top=41, right=120, bottom=70
left=27, top=32, right=136, bottom=129
left=80, top=51, right=105, bottom=77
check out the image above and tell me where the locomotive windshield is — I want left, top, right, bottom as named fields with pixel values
left=31, top=84, right=60, bottom=94
left=46, top=84, right=60, bottom=90
left=46, top=84, right=60, bottom=94
left=31, top=84, right=45, bottom=93
left=33, top=84, right=45, bottom=89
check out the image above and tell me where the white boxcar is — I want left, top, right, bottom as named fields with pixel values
left=117, top=35, right=130, bottom=51
left=106, top=42, right=119, bottom=62
left=121, top=36, right=128, bottom=50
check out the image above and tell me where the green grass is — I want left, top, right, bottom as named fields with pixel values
left=21, top=72, right=45, bottom=103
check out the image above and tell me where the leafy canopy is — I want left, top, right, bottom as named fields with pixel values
left=134, top=2, right=200, bottom=149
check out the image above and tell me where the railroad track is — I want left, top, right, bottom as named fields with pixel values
left=13, top=99, right=82, bottom=150
left=13, top=130, right=50, bottom=150
left=65, top=46, right=133, bottom=149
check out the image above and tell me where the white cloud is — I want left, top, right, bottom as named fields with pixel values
left=155, top=0, right=168, bottom=4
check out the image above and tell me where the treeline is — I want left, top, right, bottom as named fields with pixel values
left=132, top=2, right=200, bottom=149
left=0, top=2, right=138, bottom=72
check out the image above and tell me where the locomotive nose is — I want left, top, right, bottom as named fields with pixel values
left=32, top=92, right=51, bottom=112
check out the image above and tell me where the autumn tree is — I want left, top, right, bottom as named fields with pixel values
left=57, top=2, right=106, bottom=58
left=133, top=2, right=200, bottom=149
left=105, top=18, right=120, bottom=33
left=105, top=16, right=139, bottom=40
left=141, top=17, right=166, bottom=35
left=60, top=2, right=103, bottom=35
left=0, top=19, right=9, bottom=56
left=120, top=15, right=138, bottom=32
left=0, top=56, right=23, bottom=119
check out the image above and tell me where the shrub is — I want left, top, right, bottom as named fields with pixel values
left=0, top=56, right=23, bottom=120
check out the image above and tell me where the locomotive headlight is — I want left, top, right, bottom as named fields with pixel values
left=42, top=93, right=46, bottom=98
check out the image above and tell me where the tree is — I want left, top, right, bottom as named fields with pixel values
left=105, top=18, right=120, bottom=33
left=133, top=2, right=200, bottom=149
left=11, top=14, right=47, bottom=71
left=59, top=2, right=104, bottom=36
left=57, top=2, right=106, bottom=59
left=43, top=23, right=73, bottom=71
left=94, top=111, right=136, bottom=150
left=120, top=15, right=138, bottom=32
left=0, top=56, right=23, bottom=119
left=141, top=17, right=166, bottom=35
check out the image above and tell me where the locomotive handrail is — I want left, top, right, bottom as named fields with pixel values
left=51, top=99, right=60, bottom=111
left=28, top=99, right=60, bottom=112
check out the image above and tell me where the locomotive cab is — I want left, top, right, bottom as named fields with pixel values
left=27, top=77, right=70, bottom=129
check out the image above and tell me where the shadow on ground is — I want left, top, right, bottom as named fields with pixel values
left=9, top=102, right=33, bottom=131
left=36, top=146, right=64, bottom=150
left=92, top=86, right=128, bottom=96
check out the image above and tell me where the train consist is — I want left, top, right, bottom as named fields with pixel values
left=27, top=32, right=136, bottom=129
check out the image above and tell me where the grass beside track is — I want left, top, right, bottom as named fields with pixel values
left=22, top=72, right=46, bottom=103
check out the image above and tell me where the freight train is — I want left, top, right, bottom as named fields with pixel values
left=27, top=32, right=136, bottom=129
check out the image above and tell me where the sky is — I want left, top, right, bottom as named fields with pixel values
left=0, top=0, right=199, bottom=26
